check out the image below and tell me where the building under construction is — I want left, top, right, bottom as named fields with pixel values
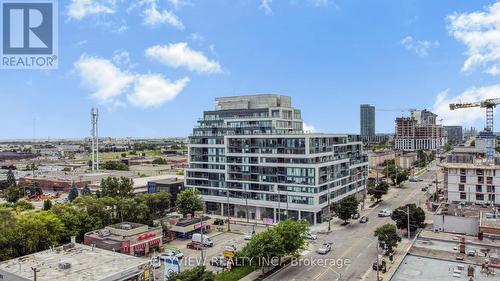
left=394, top=109, right=447, bottom=151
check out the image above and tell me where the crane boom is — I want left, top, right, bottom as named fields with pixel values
left=448, top=97, right=500, bottom=162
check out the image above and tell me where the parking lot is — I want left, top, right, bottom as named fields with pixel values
left=152, top=222, right=269, bottom=276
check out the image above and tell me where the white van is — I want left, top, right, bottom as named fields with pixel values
left=192, top=233, right=214, bottom=247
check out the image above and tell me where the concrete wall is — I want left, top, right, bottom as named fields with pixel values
left=433, top=214, right=479, bottom=236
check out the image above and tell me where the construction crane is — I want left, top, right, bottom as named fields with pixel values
left=449, top=98, right=500, bottom=161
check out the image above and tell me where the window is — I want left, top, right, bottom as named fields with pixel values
left=458, top=184, right=465, bottom=192
left=478, top=176, right=484, bottom=184
left=476, top=193, right=484, bottom=201
left=476, top=185, right=482, bottom=192
left=476, top=169, right=484, bottom=176
left=460, top=169, right=466, bottom=175
left=487, top=185, right=496, bottom=193
left=460, top=176, right=466, bottom=183
left=460, top=192, right=466, bottom=200
left=487, top=177, right=493, bottom=184
left=488, top=194, right=496, bottom=202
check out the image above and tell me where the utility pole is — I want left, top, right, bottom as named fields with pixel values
left=31, top=267, right=40, bottom=281
left=226, top=187, right=231, bottom=232
left=407, top=205, right=411, bottom=240
left=376, top=243, right=380, bottom=281
left=327, top=181, right=331, bottom=232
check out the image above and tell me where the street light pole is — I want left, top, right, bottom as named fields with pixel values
left=277, top=187, right=281, bottom=223
left=31, top=267, right=39, bottom=281
left=327, top=181, right=331, bottom=232
left=407, top=205, right=411, bottom=240
left=245, top=190, right=249, bottom=223
left=286, top=190, right=289, bottom=220
left=226, top=187, right=231, bottom=232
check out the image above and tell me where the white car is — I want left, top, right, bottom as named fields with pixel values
left=159, top=249, right=184, bottom=260
left=305, top=232, right=318, bottom=240
left=244, top=233, right=253, bottom=240
left=317, top=243, right=332, bottom=254
left=378, top=209, right=392, bottom=217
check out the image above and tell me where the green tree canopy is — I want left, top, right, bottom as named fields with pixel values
left=5, top=185, right=24, bottom=203
left=100, top=176, right=133, bottom=198
left=374, top=223, right=401, bottom=254
left=166, top=266, right=215, bottom=281
left=6, top=169, right=16, bottom=187
left=68, top=184, right=79, bottom=202
left=176, top=188, right=203, bottom=217
left=43, top=199, right=53, bottom=211
left=334, top=195, right=359, bottom=224
left=152, top=157, right=168, bottom=165
left=391, top=203, right=426, bottom=233
left=101, top=161, right=129, bottom=171
left=369, top=181, right=389, bottom=201
left=273, top=219, right=308, bottom=256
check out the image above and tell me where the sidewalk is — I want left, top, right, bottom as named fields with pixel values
left=372, top=237, right=414, bottom=281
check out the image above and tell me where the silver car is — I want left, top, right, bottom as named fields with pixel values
left=317, top=243, right=332, bottom=254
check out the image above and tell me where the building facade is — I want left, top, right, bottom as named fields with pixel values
left=443, top=154, right=500, bottom=206
left=186, top=95, right=368, bottom=225
left=394, top=110, right=447, bottom=151
left=360, top=104, right=375, bottom=141
left=444, top=126, right=463, bottom=144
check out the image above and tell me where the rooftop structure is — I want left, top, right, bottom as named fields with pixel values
left=0, top=243, right=151, bottom=281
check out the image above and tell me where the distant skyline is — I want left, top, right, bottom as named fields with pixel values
left=1, top=0, right=500, bottom=139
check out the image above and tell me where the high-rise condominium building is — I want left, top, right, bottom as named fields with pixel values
left=360, top=104, right=375, bottom=141
left=394, top=109, right=447, bottom=151
left=186, top=94, right=368, bottom=225
left=444, top=126, right=463, bottom=145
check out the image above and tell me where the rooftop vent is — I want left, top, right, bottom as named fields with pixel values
left=58, top=262, right=71, bottom=270
left=120, top=224, right=132, bottom=230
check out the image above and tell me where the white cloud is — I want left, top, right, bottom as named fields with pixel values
left=168, top=0, right=193, bottom=10
left=447, top=2, right=500, bottom=75
left=259, top=0, right=272, bottom=15
left=309, top=0, right=330, bottom=7
left=128, top=75, right=189, bottom=108
left=112, top=50, right=131, bottom=66
left=74, top=55, right=134, bottom=104
left=145, top=42, right=222, bottom=74
left=431, top=84, right=500, bottom=127
left=303, top=123, right=316, bottom=133
left=401, top=36, right=439, bottom=57
left=74, top=55, right=189, bottom=108
left=67, top=0, right=116, bottom=20
left=190, top=33, right=205, bottom=42
left=141, top=0, right=184, bottom=29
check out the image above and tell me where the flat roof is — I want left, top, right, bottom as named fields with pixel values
left=0, top=243, right=150, bottom=281
left=435, top=202, right=492, bottom=218
left=480, top=211, right=500, bottom=229
left=391, top=255, right=495, bottom=281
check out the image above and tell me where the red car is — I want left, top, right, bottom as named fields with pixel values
left=187, top=241, right=204, bottom=250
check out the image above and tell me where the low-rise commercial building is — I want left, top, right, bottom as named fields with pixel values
left=147, top=177, right=184, bottom=206
left=0, top=243, right=152, bottom=281
left=84, top=222, right=163, bottom=257
left=395, top=152, right=418, bottom=169
left=368, top=150, right=395, bottom=168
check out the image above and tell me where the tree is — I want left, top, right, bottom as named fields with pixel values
left=68, top=184, right=79, bottom=202
left=50, top=203, right=101, bottom=241
left=152, top=157, right=168, bottom=165
left=121, top=152, right=127, bottom=158
left=80, top=185, right=92, bottom=196
left=62, top=167, right=71, bottom=172
left=374, top=224, right=401, bottom=254
left=444, top=143, right=452, bottom=152
left=43, top=199, right=53, bottom=211
left=273, top=219, right=308, bottom=256
left=396, top=169, right=409, bottom=186
left=391, top=204, right=425, bottom=233
left=138, top=192, right=171, bottom=219
left=6, top=169, right=16, bottom=188
left=334, top=195, right=359, bottom=224
left=241, top=227, right=286, bottom=272
left=5, top=185, right=23, bottom=203
left=101, top=161, right=129, bottom=171
left=101, top=177, right=133, bottom=198
left=166, top=266, right=216, bottom=281
left=369, top=181, right=389, bottom=201
left=176, top=189, right=203, bottom=217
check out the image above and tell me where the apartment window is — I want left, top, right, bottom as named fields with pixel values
left=476, top=169, right=484, bottom=176
left=487, top=185, right=496, bottom=193
left=476, top=193, right=484, bottom=201
left=476, top=185, right=482, bottom=192
left=478, top=176, right=484, bottom=184
left=460, top=192, right=466, bottom=200
left=487, top=177, right=493, bottom=185
left=460, top=169, right=466, bottom=176
left=458, top=184, right=465, bottom=192
left=488, top=194, right=496, bottom=202
left=460, top=176, right=466, bottom=183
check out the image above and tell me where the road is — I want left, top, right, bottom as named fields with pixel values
left=265, top=161, right=440, bottom=281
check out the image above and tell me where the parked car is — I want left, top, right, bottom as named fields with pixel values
left=409, top=177, right=418, bottom=182
left=305, top=232, right=318, bottom=240
left=210, top=256, right=227, bottom=268
left=359, top=216, right=369, bottom=223
left=244, top=233, right=253, bottom=240
left=421, top=187, right=428, bottom=191
left=150, top=259, right=161, bottom=269
left=378, top=209, right=392, bottom=217
left=317, top=243, right=332, bottom=254
left=161, top=248, right=184, bottom=260
left=352, top=213, right=360, bottom=219
left=186, top=241, right=204, bottom=250
left=372, top=260, right=386, bottom=272
left=192, top=233, right=214, bottom=247
left=213, top=219, right=224, bottom=226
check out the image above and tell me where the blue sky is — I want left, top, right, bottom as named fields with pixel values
left=2, top=0, right=500, bottom=139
